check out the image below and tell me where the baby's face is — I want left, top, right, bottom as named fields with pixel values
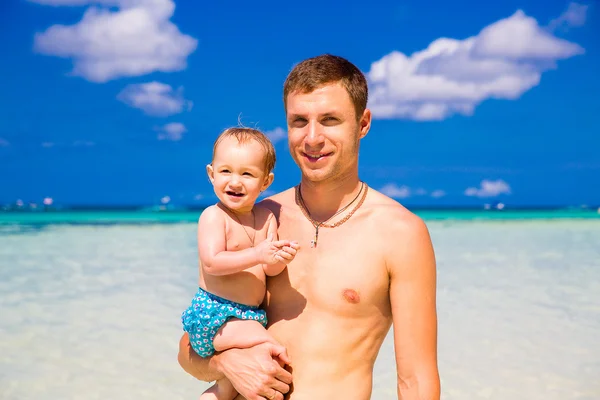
left=208, top=136, right=273, bottom=213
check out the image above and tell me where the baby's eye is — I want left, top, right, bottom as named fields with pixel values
left=243, top=172, right=254, bottom=177
left=220, top=169, right=230, bottom=173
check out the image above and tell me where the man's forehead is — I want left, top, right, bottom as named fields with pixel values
left=287, top=81, right=344, bottom=99
left=286, top=83, right=350, bottom=113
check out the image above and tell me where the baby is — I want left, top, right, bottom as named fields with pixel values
left=181, top=127, right=299, bottom=400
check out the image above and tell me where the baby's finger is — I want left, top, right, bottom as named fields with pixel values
left=277, top=250, right=294, bottom=261
left=280, top=246, right=297, bottom=256
left=272, top=239, right=291, bottom=248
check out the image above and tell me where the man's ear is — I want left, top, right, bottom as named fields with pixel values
left=206, top=164, right=215, bottom=184
left=358, top=108, right=372, bottom=139
left=261, top=172, right=274, bottom=192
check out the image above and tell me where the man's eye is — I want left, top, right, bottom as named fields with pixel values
left=291, top=118, right=307, bottom=127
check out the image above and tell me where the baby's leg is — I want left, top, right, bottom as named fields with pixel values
left=200, top=378, right=237, bottom=400
left=213, top=319, right=274, bottom=352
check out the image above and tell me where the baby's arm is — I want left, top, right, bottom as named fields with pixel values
left=199, top=206, right=292, bottom=276
left=198, top=206, right=263, bottom=276
left=262, top=212, right=297, bottom=277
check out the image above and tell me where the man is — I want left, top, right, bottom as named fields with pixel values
left=178, top=54, right=440, bottom=400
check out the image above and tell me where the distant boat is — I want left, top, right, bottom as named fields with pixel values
left=139, top=195, right=188, bottom=212
left=140, top=204, right=188, bottom=212
left=483, top=202, right=505, bottom=211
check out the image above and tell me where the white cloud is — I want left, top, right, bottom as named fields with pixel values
left=380, top=183, right=411, bottom=199
left=118, top=81, right=192, bottom=116
left=32, top=0, right=198, bottom=82
left=157, top=122, right=186, bottom=141
left=431, top=189, right=446, bottom=198
left=265, top=127, right=287, bottom=144
left=366, top=9, right=585, bottom=121
left=73, top=140, right=95, bottom=146
left=380, top=184, right=444, bottom=199
left=549, top=2, right=588, bottom=31
left=29, top=0, right=115, bottom=5
left=41, top=142, right=55, bottom=148
left=29, top=0, right=112, bottom=4
left=465, top=179, right=511, bottom=198
left=0, top=138, right=9, bottom=147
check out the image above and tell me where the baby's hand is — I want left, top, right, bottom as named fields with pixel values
left=255, top=234, right=296, bottom=265
left=275, top=241, right=300, bottom=265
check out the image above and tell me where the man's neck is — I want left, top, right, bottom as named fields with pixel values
left=298, top=173, right=363, bottom=222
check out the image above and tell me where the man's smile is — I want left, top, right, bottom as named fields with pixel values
left=302, top=152, right=333, bottom=163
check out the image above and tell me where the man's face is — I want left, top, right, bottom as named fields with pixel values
left=285, top=82, right=371, bottom=184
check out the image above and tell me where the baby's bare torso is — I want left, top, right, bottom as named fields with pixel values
left=199, top=206, right=271, bottom=306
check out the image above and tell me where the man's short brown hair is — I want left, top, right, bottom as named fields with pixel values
left=212, top=127, right=276, bottom=174
left=283, top=54, right=368, bottom=120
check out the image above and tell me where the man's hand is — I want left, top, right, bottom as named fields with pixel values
left=215, top=342, right=293, bottom=400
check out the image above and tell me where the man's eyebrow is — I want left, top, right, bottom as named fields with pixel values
left=287, top=111, right=341, bottom=119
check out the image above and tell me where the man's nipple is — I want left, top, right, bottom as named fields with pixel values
left=342, top=288, right=360, bottom=304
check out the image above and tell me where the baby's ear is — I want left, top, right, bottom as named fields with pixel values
left=206, top=164, right=215, bottom=184
left=261, top=172, right=274, bottom=191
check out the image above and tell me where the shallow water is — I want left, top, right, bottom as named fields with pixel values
left=1, top=220, right=599, bottom=399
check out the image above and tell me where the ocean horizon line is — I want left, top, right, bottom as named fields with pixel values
left=1, top=204, right=599, bottom=212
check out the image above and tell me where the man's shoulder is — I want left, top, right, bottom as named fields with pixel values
left=265, top=187, right=296, bottom=203
left=366, top=187, right=429, bottom=237
left=257, top=187, right=296, bottom=215
left=367, top=187, right=434, bottom=274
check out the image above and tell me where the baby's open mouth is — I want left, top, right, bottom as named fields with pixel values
left=226, top=191, right=244, bottom=197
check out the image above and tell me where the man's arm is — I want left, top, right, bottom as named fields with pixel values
left=178, top=333, right=224, bottom=382
left=387, top=213, right=440, bottom=400
left=177, top=333, right=293, bottom=400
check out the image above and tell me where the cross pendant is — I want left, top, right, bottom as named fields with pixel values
left=310, top=226, right=319, bottom=248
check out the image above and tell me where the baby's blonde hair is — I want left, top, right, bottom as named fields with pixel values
left=212, top=127, right=276, bottom=173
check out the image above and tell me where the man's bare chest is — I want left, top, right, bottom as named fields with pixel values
left=269, top=214, right=390, bottom=318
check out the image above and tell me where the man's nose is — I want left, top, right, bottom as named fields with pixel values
left=304, top=121, right=324, bottom=147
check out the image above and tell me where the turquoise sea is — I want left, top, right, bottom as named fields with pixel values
left=1, top=208, right=599, bottom=225
left=1, top=209, right=599, bottom=399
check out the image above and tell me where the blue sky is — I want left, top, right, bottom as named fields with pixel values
left=1, top=0, right=598, bottom=208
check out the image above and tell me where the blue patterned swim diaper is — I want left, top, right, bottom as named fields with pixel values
left=181, top=287, right=268, bottom=358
